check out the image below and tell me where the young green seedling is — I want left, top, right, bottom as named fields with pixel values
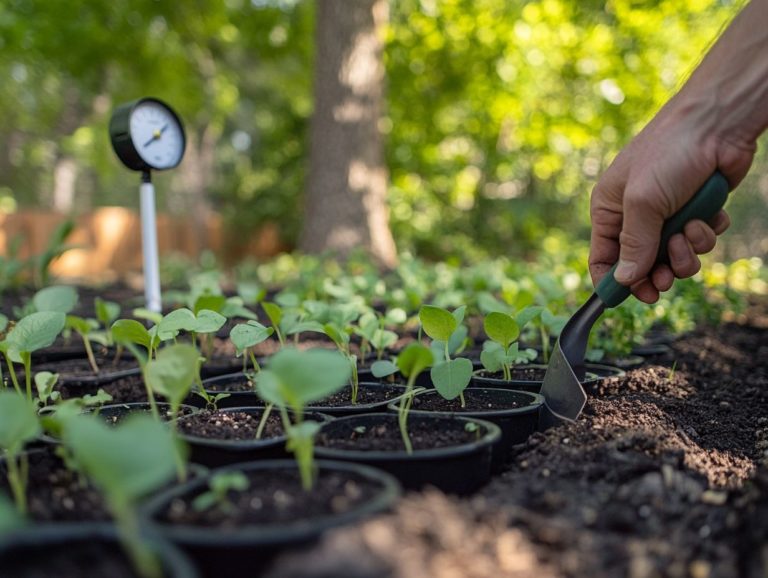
left=65, top=315, right=102, bottom=374
left=62, top=414, right=184, bottom=578
left=192, top=471, right=249, bottom=514
left=34, top=371, right=60, bottom=406
left=0, top=392, right=41, bottom=514
left=110, top=319, right=159, bottom=416
left=419, top=305, right=473, bottom=408
left=354, top=311, right=399, bottom=362
left=394, top=343, right=433, bottom=454
left=229, top=321, right=274, bottom=374
left=143, top=343, right=200, bottom=481
left=256, top=348, right=350, bottom=490
left=480, top=311, right=537, bottom=380
left=323, top=322, right=360, bottom=404
left=94, top=298, right=121, bottom=346
left=261, top=302, right=286, bottom=346
left=4, top=311, right=66, bottom=401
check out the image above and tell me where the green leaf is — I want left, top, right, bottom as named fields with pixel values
left=480, top=342, right=505, bottom=373
left=193, top=310, right=227, bottom=334
left=396, top=343, right=433, bottom=379
left=7, top=312, right=66, bottom=353
left=284, top=320, right=325, bottom=336
left=143, top=344, right=200, bottom=408
left=256, top=348, right=350, bottom=410
left=220, top=298, right=259, bottom=321
left=419, top=305, right=457, bottom=342
left=237, top=282, right=266, bottom=305
left=0, top=392, right=41, bottom=454
left=65, top=315, right=96, bottom=336
left=430, top=358, right=473, bottom=401
left=33, top=285, right=78, bottom=314
left=515, top=306, right=544, bottom=329
left=370, top=329, right=398, bottom=351
left=34, top=371, right=59, bottom=403
left=262, top=302, right=282, bottom=328
left=158, top=308, right=197, bottom=337
left=94, top=298, right=121, bottom=328
left=484, top=312, right=520, bottom=349
left=111, top=319, right=151, bottom=350
left=0, top=314, right=8, bottom=334
left=193, top=295, right=227, bottom=315
left=451, top=305, right=467, bottom=325
left=384, top=308, right=407, bottom=325
left=323, top=323, right=349, bottom=349
left=477, top=292, right=510, bottom=314
left=132, top=308, right=163, bottom=325
left=0, top=493, right=26, bottom=535
left=230, top=321, right=274, bottom=356
left=63, top=414, right=182, bottom=503
left=371, top=359, right=398, bottom=378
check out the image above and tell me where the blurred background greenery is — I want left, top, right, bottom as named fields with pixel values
left=0, top=0, right=765, bottom=265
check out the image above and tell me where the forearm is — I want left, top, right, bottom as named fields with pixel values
left=674, top=0, right=768, bottom=145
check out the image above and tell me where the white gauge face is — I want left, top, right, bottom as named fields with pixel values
left=129, top=100, right=185, bottom=170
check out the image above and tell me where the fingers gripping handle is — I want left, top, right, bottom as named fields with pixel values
left=595, top=171, right=731, bottom=308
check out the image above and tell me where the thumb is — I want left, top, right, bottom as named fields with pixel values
left=614, top=184, right=669, bottom=285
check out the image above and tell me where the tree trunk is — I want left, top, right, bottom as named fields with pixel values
left=299, top=0, right=397, bottom=268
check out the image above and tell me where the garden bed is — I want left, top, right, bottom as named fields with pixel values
left=261, top=317, right=768, bottom=578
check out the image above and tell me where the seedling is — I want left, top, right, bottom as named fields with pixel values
left=65, top=315, right=102, bottom=374
left=394, top=343, right=433, bottom=454
left=0, top=493, right=26, bottom=536
left=192, top=471, right=249, bottom=514
left=323, top=322, right=360, bottom=404
left=34, top=371, right=60, bottom=406
left=256, top=348, right=350, bottom=489
left=3, top=311, right=66, bottom=401
left=0, top=392, right=41, bottom=514
left=63, top=414, right=184, bottom=578
left=110, top=319, right=159, bottom=416
left=143, top=343, right=201, bottom=481
left=230, top=320, right=274, bottom=374
left=480, top=311, right=537, bottom=380
left=419, top=305, right=473, bottom=408
left=354, top=311, right=400, bottom=361
left=94, top=298, right=121, bottom=346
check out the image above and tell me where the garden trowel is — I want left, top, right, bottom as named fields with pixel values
left=539, top=172, right=731, bottom=429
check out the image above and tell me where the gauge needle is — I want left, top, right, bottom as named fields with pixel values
left=143, top=123, right=169, bottom=148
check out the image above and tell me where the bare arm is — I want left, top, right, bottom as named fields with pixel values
left=589, top=0, right=768, bottom=303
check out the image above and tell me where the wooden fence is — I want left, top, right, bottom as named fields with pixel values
left=0, top=208, right=285, bottom=282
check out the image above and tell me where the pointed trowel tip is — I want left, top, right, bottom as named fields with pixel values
left=538, top=341, right=587, bottom=431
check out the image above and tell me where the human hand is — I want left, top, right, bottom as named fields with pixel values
left=588, top=97, right=755, bottom=304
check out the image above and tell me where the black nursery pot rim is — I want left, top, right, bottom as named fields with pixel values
left=306, top=382, right=407, bottom=413
left=582, top=362, right=626, bottom=378
left=315, top=412, right=502, bottom=462
left=472, top=364, right=602, bottom=385
left=175, top=406, right=331, bottom=451
left=0, top=522, right=199, bottom=578
left=140, top=459, right=401, bottom=547
left=387, top=387, right=545, bottom=418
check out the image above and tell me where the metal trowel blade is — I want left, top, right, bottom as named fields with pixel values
left=539, top=340, right=588, bottom=429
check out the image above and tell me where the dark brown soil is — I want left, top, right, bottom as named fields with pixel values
left=0, top=449, right=109, bottom=523
left=475, top=366, right=547, bottom=381
left=2, top=542, right=141, bottom=578
left=410, top=389, right=527, bottom=412
left=99, top=404, right=197, bottom=425
left=159, top=468, right=381, bottom=528
left=265, top=316, right=768, bottom=578
left=177, top=409, right=284, bottom=441
left=203, top=376, right=254, bottom=393
left=59, top=375, right=151, bottom=404
left=317, top=417, right=479, bottom=452
left=308, top=385, right=404, bottom=408
left=31, top=356, right=138, bottom=382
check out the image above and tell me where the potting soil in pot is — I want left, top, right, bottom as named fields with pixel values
left=177, top=409, right=284, bottom=441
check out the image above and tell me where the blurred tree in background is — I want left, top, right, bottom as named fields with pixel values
left=0, top=0, right=764, bottom=264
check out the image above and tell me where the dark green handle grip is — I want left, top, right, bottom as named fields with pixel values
left=595, top=171, right=730, bottom=308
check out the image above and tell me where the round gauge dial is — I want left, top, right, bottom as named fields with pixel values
left=109, top=97, right=186, bottom=172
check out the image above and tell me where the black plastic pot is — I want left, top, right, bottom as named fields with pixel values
left=315, top=412, right=500, bottom=495
left=387, top=388, right=543, bottom=471
left=471, top=364, right=600, bottom=393
left=0, top=522, right=199, bottom=578
left=140, top=459, right=400, bottom=578
left=356, top=367, right=432, bottom=388
left=176, top=407, right=332, bottom=469
left=583, top=363, right=626, bottom=379
left=96, top=402, right=200, bottom=424
left=305, top=383, right=408, bottom=417
left=604, top=354, right=645, bottom=369
left=189, top=373, right=260, bottom=409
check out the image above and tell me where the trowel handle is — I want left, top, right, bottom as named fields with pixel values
left=596, top=171, right=731, bottom=308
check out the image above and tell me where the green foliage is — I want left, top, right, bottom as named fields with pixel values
left=256, top=348, right=349, bottom=489
left=34, top=371, right=60, bottom=406
left=5, top=311, right=66, bottom=400
left=430, top=358, right=473, bottom=401
left=0, top=493, right=26, bottom=535
left=33, top=285, right=78, bottom=314
left=419, top=305, right=457, bottom=343
left=483, top=312, right=520, bottom=350
left=394, top=342, right=433, bottom=454
left=0, top=392, right=41, bottom=514
left=63, top=414, right=185, bottom=578
left=144, top=344, right=200, bottom=418
left=192, top=471, right=249, bottom=514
